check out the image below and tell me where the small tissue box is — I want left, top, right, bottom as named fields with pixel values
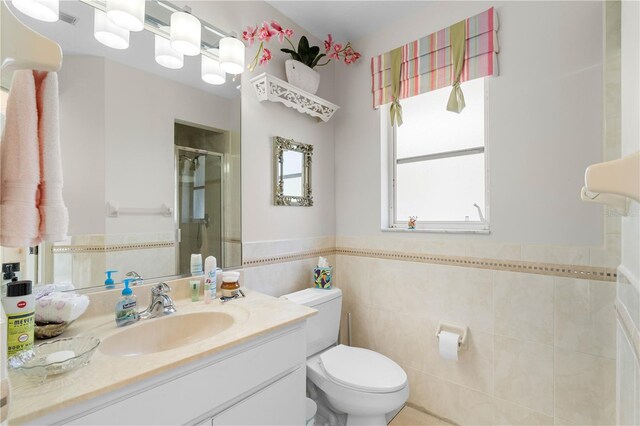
left=313, top=267, right=332, bottom=289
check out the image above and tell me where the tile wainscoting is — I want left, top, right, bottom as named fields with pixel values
left=242, top=236, right=619, bottom=425
left=615, top=267, right=640, bottom=425
left=242, top=237, right=336, bottom=297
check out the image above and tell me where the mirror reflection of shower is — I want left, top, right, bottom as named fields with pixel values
left=175, top=122, right=230, bottom=275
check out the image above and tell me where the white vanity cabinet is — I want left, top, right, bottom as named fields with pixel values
left=31, top=323, right=307, bottom=426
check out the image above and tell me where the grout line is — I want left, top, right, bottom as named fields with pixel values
left=403, top=402, right=458, bottom=425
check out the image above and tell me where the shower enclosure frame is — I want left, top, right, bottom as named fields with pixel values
left=174, top=145, right=226, bottom=274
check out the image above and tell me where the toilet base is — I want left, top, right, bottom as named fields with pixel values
left=345, top=414, right=387, bottom=426
left=307, top=379, right=403, bottom=426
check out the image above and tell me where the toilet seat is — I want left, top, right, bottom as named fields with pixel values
left=319, top=345, right=407, bottom=393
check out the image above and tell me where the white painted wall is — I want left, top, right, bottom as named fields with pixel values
left=58, top=56, right=237, bottom=236
left=103, top=59, right=235, bottom=235
left=58, top=56, right=106, bottom=235
left=187, top=1, right=337, bottom=243
left=334, top=1, right=604, bottom=245
left=620, top=0, right=639, bottom=282
left=616, top=3, right=640, bottom=424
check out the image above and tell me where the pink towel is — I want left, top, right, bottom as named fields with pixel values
left=0, top=70, right=41, bottom=247
left=34, top=71, right=68, bottom=242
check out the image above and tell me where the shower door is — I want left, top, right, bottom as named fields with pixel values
left=176, top=147, right=223, bottom=275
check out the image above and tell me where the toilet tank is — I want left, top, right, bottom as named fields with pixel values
left=282, top=288, right=342, bottom=356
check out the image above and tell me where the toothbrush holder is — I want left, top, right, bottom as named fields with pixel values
left=313, top=267, right=333, bottom=289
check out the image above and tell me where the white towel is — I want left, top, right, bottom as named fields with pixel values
left=0, top=70, right=41, bottom=247
left=35, top=291, right=89, bottom=324
left=34, top=71, right=68, bottom=242
left=34, top=282, right=76, bottom=300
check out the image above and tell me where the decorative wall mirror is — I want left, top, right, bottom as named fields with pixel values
left=274, top=137, right=313, bottom=207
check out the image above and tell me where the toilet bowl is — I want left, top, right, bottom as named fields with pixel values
left=283, top=288, right=409, bottom=426
left=307, top=345, right=409, bottom=425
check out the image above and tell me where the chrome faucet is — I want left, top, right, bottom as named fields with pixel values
left=138, top=282, right=176, bottom=320
left=125, top=270, right=144, bottom=286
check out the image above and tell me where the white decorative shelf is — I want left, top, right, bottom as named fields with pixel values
left=250, top=73, right=339, bottom=122
left=584, top=151, right=640, bottom=203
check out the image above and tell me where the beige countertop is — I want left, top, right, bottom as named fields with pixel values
left=8, top=285, right=316, bottom=424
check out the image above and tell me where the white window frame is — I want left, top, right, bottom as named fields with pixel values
left=386, top=80, right=490, bottom=234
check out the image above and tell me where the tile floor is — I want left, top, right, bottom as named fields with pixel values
left=390, top=406, right=452, bottom=425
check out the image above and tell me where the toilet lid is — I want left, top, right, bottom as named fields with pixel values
left=319, top=345, right=407, bottom=393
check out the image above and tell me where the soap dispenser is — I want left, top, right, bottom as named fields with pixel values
left=105, top=270, right=117, bottom=289
left=115, top=279, right=137, bottom=327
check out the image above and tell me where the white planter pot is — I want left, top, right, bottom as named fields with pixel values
left=285, top=59, right=320, bottom=94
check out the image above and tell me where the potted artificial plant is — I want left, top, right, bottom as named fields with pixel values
left=243, top=22, right=361, bottom=94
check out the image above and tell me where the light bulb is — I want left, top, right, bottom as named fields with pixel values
left=11, top=0, right=58, bottom=22
left=170, top=12, right=201, bottom=56
left=219, top=37, right=245, bottom=75
left=106, top=0, right=145, bottom=32
left=155, top=27, right=183, bottom=69
left=94, top=9, right=129, bottom=50
left=201, top=49, right=226, bottom=85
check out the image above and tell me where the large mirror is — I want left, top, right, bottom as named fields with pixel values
left=0, top=0, right=241, bottom=291
left=274, top=137, right=313, bottom=207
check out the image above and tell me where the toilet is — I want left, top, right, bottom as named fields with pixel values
left=283, top=288, right=409, bottom=426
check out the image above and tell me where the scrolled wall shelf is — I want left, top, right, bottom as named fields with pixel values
left=250, top=73, right=339, bottom=122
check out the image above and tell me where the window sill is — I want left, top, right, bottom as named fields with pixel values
left=381, top=227, right=491, bottom=235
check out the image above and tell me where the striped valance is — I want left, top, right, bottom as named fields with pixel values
left=370, top=7, right=499, bottom=109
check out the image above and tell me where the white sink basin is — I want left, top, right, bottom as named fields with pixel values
left=100, top=312, right=235, bottom=357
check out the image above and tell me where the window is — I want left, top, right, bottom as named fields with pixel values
left=389, top=78, right=489, bottom=232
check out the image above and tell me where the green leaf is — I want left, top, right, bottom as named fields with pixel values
left=310, top=53, right=326, bottom=68
left=309, top=46, right=320, bottom=58
left=280, top=48, right=301, bottom=61
left=298, top=36, right=310, bottom=54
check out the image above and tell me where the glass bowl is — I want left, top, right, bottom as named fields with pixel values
left=8, top=336, right=100, bottom=380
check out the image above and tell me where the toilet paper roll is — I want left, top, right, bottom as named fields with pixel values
left=438, top=330, right=460, bottom=361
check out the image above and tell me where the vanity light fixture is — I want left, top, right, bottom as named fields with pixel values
left=219, top=37, right=245, bottom=75
left=170, top=11, right=201, bottom=56
left=106, top=0, right=145, bottom=32
left=155, top=26, right=183, bottom=69
left=11, top=0, right=59, bottom=22
left=201, top=49, right=226, bottom=85
left=94, top=8, right=129, bottom=50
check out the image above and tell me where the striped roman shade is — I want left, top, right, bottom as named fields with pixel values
left=370, top=7, right=499, bottom=109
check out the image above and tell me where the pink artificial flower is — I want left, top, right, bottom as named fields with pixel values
left=259, top=48, right=272, bottom=65
left=329, top=43, right=342, bottom=60
left=242, top=25, right=257, bottom=46
left=270, top=20, right=293, bottom=43
left=324, top=34, right=333, bottom=53
left=258, top=21, right=276, bottom=42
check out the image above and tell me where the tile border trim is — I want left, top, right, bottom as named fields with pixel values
left=242, top=246, right=616, bottom=282
left=51, top=241, right=176, bottom=254
left=243, top=248, right=336, bottom=268
left=336, top=247, right=616, bottom=281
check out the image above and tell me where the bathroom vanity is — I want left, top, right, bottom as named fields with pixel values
left=8, top=287, right=316, bottom=425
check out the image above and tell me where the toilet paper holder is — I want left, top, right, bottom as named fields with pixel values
left=435, top=322, right=468, bottom=350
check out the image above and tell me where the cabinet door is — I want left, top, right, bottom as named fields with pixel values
left=212, top=367, right=305, bottom=426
